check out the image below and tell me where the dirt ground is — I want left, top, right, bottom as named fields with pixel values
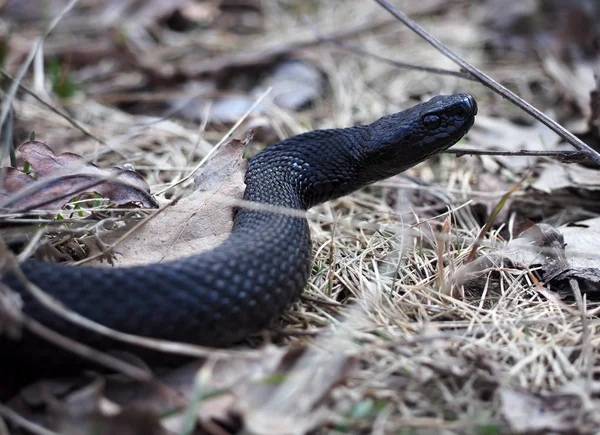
left=1, top=0, right=600, bottom=433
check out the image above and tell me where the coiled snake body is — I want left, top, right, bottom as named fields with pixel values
left=1, top=94, right=477, bottom=369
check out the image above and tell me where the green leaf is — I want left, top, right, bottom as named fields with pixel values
left=474, top=423, right=503, bottom=435
left=0, top=31, right=10, bottom=74
left=48, top=58, right=78, bottom=100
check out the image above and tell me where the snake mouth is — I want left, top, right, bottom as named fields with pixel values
left=455, top=93, right=477, bottom=136
left=460, top=93, right=478, bottom=116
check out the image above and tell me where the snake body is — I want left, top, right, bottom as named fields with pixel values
left=1, top=94, right=476, bottom=369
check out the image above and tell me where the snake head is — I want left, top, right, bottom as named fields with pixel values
left=247, top=93, right=477, bottom=209
left=363, top=93, right=477, bottom=179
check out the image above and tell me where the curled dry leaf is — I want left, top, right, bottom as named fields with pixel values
left=102, top=343, right=355, bottom=434
left=552, top=217, right=600, bottom=295
left=45, top=377, right=166, bottom=435
left=500, top=386, right=585, bottom=433
left=104, top=346, right=285, bottom=431
left=467, top=115, right=561, bottom=170
left=89, top=133, right=249, bottom=266
left=490, top=219, right=600, bottom=298
left=519, top=163, right=600, bottom=221
left=236, top=346, right=357, bottom=435
left=0, top=140, right=158, bottom=216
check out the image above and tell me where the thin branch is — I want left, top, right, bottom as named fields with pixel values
left=0, top=404, right=59, bottom=435
left=302, top=15, right=474, bottom=81
left=570, top=279, right=592, bottom=393
left=447, top=147, right=588, bottom=164
left=0, top=0, right=80, bottom=166
left=374, top=0, right=600, bottom=166
left=0, top=69, right=108, bottom=147
left=154, top=90, right=266, bottom=196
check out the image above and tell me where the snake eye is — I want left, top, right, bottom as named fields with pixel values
left=451, top=106, right=466, bottom=119
left=423, top=115, right=441, bottom=130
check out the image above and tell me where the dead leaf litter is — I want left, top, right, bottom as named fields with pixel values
left=2, top=0, right=600, bottom=434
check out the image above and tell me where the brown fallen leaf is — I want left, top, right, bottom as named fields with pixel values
left=500, top=386, right=585, bottom=433
left=519, top=163, right=600, bottom=221
left=479, top=219, right=600, bottom=298
left=44, top=378, right=166, bottom=435
left=102, top=341, right=356, bottom=434
left=550, top=217, right=600, bottom=296
left=235, top=345, right=357, bottom=435
left=88, top=133, right=249, bottom=266
left=104, top=346, right=286, bottom=431
left=467, top=115, right=561, bottom=170
left=0, top=140, right=158, bottom=216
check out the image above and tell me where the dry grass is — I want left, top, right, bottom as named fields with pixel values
left=2, top=0, right=600, bottom=433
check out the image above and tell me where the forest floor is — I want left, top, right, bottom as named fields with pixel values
left=1, top=0, right=600, bottom=433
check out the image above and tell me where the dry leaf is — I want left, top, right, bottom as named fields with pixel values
left=102, top=340, right=355, bottom=434
left=104, top=346, right=286, bottom=432
left=505, top=222, right=569, bottom=280
left=551, top=217, right=600, bottom=294
left=260, top=59, right=324, bottom=111
left=521, top=163, right=600, bottom=221
left=501, top=219, right=600, bottom=297
left=533, top=163, right=600, bottom=193
left=235, top=343, right=357, bottom=434
left=468, top=115, right=561, bottom=169
left=0, top=141, right=158, bottom=215
left=500, top=386, right=584, bottom=433
left=48, top=378, right=165, bottom=435
left=90, top=134, right=249, bottom=266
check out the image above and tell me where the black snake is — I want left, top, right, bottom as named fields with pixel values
left=1, top=94, right=477, bottom=370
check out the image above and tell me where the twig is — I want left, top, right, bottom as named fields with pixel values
left=374, top=0, right=600, bottom=166
left=570, top=279, right=592, bottom=394
left=438, top=215, right=451, bottom=293
left=0, top=404, right=59, bottom=435
left=155, top=92, right=265, bottom=196
left=303, top=16, right=474, bottom=81
left=448, top=147, right=588, bottom=164
left=0, top=0, right=80, bottom=166
left=0, top=69, right=108, bottom=148
left=182, top=2, right=460, bottom=78
left=465, top=168, right=532, bottom=263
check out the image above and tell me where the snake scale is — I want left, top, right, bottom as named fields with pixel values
left=1, top=94, right=477, bottom=371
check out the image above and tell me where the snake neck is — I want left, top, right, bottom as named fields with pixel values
left=243, top=125, right=374, bottom=211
